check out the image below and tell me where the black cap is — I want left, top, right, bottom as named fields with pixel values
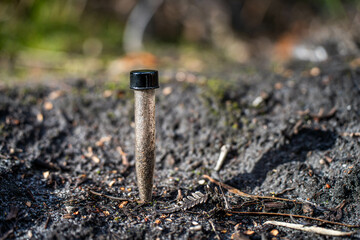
left=130, top=70, right=159, bottom=90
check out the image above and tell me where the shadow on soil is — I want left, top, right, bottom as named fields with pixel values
left=228, top=128, right=338, bottom=190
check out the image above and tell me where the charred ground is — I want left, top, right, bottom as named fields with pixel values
left=1, top=57, right=360, bottom=239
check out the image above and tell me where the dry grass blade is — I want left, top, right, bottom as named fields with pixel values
left=88, top=189, right=132, bottom=202
left=227, top=211, right=360, bottom=228
left=264, top=220, right=357, bottom=236
left=209, top=220, right=220, bottom=240
left=203, top=175, right=360, bottom=228
left=203, top=175, right=303, bottom=204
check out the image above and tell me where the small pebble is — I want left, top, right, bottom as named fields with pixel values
left=65, top=206, right=73, bottom=213
left=162, top=87, right=172, bottom=96
left=189, top=225, right=202, bottom=231
left=43, top=171, right=50, bottom=179
left=310, top=67, right=321, bottom=76
left=37, top=113, right=43, bottom=122
left=252, top=96, right=263, bottom=107
left=44, top=102, right=53, bottom=110
left=192, top=221, right=199, bottom=225
left=244, top=230, right=255, bottom=235
left=198, top=179, right=206, bottom=185
left=270, top=229, right=279, bottom=236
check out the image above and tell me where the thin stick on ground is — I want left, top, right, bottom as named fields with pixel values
left=88, top=189, right=132, bottom=202
left=203, top=174, right=304, bottom=204
left=264, top=220, right=357, bottom=237
left=203, top=174, right=360, bottom=228
left=44, top=216, right=51, bottom=229
left=214, top=144, right=230, bottom=171
left=341, top=132, right=360, bottom=137
left=209, top=220, right=220, bottom=240
left=309, top=106, right=337, bottom=120
left=226, top=210, right=360, bottom=228
left=212, top=172, right=230, bottom=209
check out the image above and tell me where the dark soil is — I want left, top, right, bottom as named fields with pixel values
left=1, top=56, right=360, bottom=239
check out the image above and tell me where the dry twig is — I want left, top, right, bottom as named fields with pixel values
left=203, top=175, right=303, bottom=204
left=341, top=132, right=360, bottom=137
left=203, top=175, right=360, bottom=228
left=211, top=172, right=230, bottom=209
left=264, top=220, right=357, bottom=237
left=209, top=220, right=221, bottom=240
left=214, top=145, right=230, bottom=171
left=310, top=107, right=337, bottom=120
left=297, top=107, right=337, bottom=121
left=116, top=146, right=130, bottom=174
left=226, top=211, right=360, bottom=228
left=44, top=216, right=51, bottom=229
left=88, top=189, right=132, bottom=202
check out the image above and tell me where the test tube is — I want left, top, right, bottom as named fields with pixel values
left=130, top=70, right=159, bottom=202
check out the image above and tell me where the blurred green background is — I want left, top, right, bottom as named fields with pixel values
left=0, top=0, right=359, bottom=81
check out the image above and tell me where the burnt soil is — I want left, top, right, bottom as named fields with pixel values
left=1, top=57, right=360, bottom=239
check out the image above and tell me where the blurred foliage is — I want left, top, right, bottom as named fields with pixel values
left=1, top=0, right=359, bottom=57
left=0, top=0, right=124, bottom=58
left=0, top=0, right=359, bottom=80
left=311, top=0, right=355, bottom=17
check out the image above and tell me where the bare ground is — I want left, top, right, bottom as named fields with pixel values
left=1, top=56, right=360, bottom=239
